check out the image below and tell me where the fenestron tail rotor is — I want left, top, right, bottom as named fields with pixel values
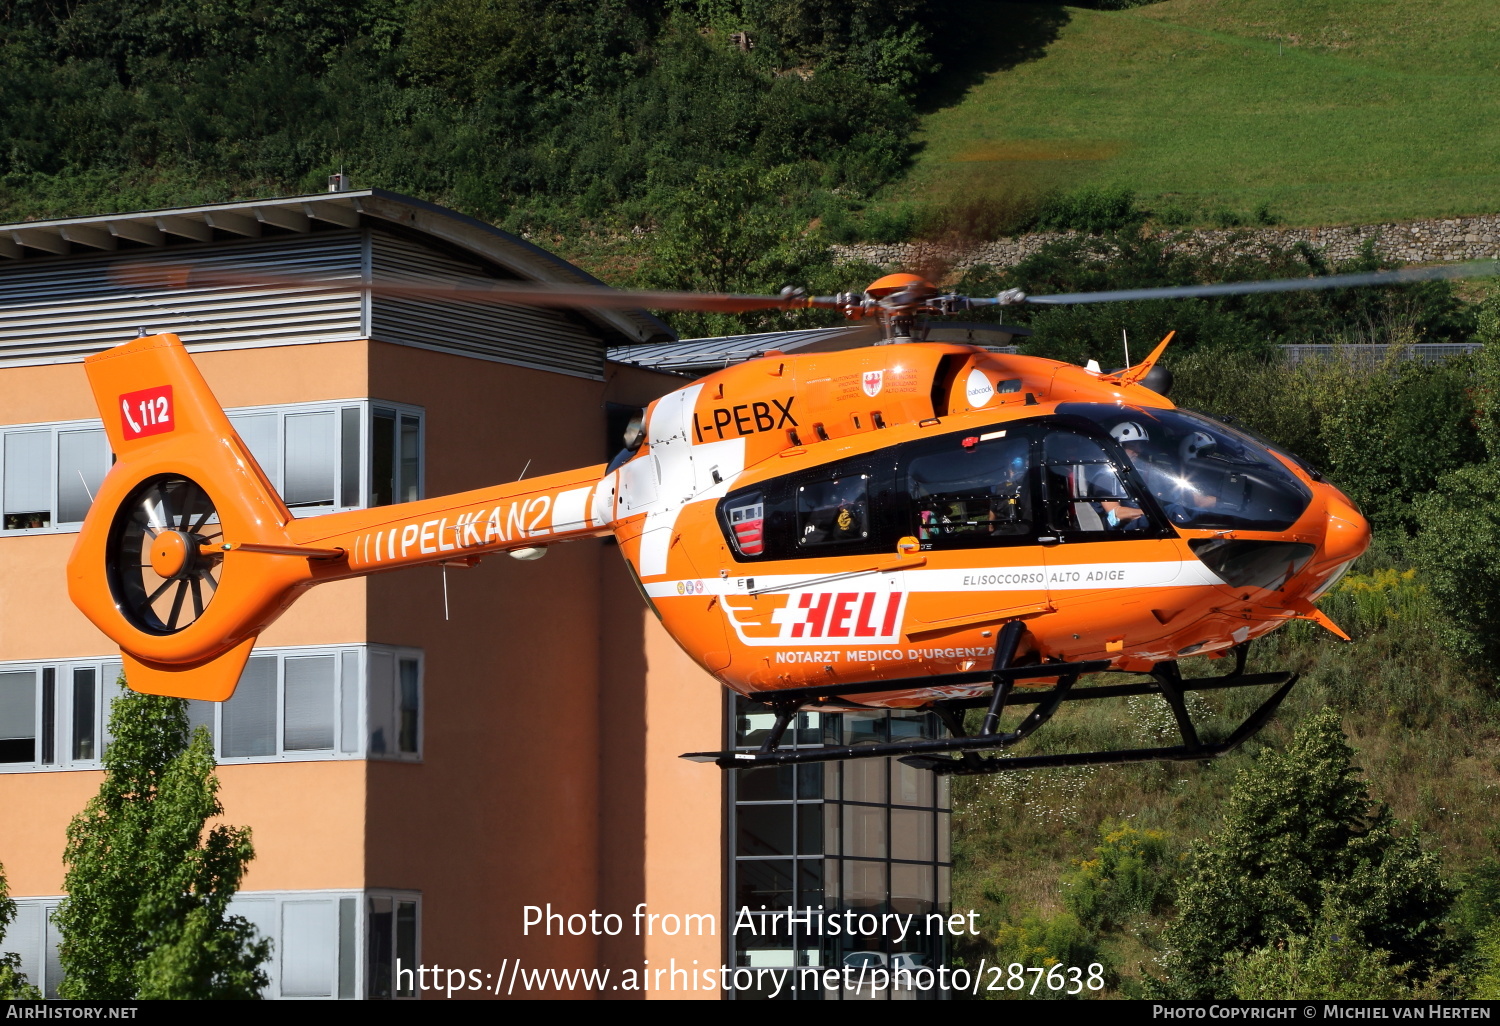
left=107, top=475, right=223, bottom=635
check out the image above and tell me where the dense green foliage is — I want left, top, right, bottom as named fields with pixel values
left=1063, top=822, right=1175, bottom=933
left=1156, top=711, right=1452, bottom=998
left=0, top=0, right=934, bottom=236
left=55, top=689, right=267, bottom=999
left=0, top=865, right=41, bottom=999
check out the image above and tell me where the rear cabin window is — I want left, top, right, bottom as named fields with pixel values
left=719, top=465, right=895, bottom=561
left=908, top=433, right=1034, bottom=549
left=797, top=475, right=870, bottom=548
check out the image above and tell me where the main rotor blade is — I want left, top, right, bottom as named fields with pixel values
left=111, top=265, right=845, bottom=315
left=1021, top=260, right=1500, bottom=305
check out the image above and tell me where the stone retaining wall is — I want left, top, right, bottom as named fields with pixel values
left=831, top=214, right=1500, bottom=273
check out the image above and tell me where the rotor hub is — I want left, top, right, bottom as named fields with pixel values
left=149, top=530, right=198, bottom=580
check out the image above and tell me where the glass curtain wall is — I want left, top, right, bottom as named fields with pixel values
left=729, top=697, right=951, bottom=1000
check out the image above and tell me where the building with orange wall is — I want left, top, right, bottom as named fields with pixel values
left=0, top=189, right=727, bottom=999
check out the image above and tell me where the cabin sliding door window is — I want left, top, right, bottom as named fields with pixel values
left=907, top=430, right=1035, bottom=549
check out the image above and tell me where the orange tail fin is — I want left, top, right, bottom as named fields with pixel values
left=69, top=333, right=610, bottom=701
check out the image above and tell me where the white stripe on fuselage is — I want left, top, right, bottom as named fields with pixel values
left=622, top=384, right=748, bottom=578
left=642, top=559, right=1224, bottom=598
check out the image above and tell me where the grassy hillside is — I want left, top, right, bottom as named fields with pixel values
left=898, top=0, right=1500, bottom=227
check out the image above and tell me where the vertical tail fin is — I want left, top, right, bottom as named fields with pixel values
left=68, top=334, right=317, bottom=700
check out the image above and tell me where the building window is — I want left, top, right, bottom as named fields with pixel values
left=365, top=892, right=421, bottom=1000
left=0, top=646, right=419, bottom=772
left=228, top=400, right=424, bottom=516
left=0, top=400, right=423, bottom=534
left=728, top=699, right=952, bottom=1000
left=0, top=422, right=110, bottom=532
left=189, top=645, right=421, bottom=764
left=1, top=897, right=63, bottom=998
left=0, top=660, right=122, bottom=772
left=369, top=406, right=423, bottom=507
left=1, top=890, right=421, bottom=1000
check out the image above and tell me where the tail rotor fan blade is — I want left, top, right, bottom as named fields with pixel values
left=107, top=475, right=224, bottom=636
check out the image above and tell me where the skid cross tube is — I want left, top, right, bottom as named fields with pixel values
left=683, top=627, right=1301, bottom=773
left=904, top=674, right=1297, bottom=776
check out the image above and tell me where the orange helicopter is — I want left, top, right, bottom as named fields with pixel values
left=68, top=259, right=1490, bottom=775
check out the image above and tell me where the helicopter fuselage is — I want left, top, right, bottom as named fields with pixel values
left=64, top=332, right=1366, bottom=713
left=603, top=342, right=1369, bottom=707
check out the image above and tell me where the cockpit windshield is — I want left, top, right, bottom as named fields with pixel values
left=1056, top=404, right=1313, bottom=532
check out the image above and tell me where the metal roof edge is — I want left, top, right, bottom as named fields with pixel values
left=0, top=189, right=677, bottom=347
left=352, top=190, right=675, bottom=346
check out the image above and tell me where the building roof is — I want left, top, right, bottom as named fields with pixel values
left=0, top=189, right=675, bottom=369
left=608, top=321, right=1031, bottom=376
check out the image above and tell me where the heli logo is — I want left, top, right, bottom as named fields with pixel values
left=862, top=370, right=884, bottom=398
left=722, top=589, right=906, bottom=646
left=119, top=385, right=174, bottom=440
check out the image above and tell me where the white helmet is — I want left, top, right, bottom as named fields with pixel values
left=1110, top=421, right=1149, bottom=445
left=1181, top=430, right=1216, bottom=461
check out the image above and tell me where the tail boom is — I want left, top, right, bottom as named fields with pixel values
left=66, top=332, right=612, bottom=701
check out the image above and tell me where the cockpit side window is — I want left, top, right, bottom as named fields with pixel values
left=907, top=431, right=1035, bottom=549
left=1055, top=404, right=1313, bottom=532
left=1041, top=430, right=1159, bottom=538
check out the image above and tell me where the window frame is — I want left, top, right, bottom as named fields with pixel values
left=0, top=418, right=111, bottom=534
left=194, top=644, right=422, bottom=766
left=368, top=402, right=425, bottom=508
left=0, top=399, right=425, bottom=536
left=0, top=658, right=122, bottom=774
left=728, top=698, right=954, bottom=997
left=0, top=645, right=421, bottom=771
left=4, top=889, right=419, bottom=1000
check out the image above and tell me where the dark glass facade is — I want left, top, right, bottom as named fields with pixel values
left=728, top=698, right=951, bottom=1000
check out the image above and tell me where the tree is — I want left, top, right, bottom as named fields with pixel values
left=644, top=163, right=844, bottom=338
left=1224, top=914, right=1440, bottom=1000
left=1411, top=287, right=1500, bottom=668
left=1157, top=710, right=1453, bottom=998
left=0, top=864, right=41, bottom=999
left=54, top=689, right=268, bottom=999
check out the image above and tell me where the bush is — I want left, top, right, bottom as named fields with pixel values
left=1410, top=460, right=1500, bottom=667
left=1033, top=185, right=1145, bottom=234
left=1062, top=821, right=1175, bottom=932
left=1226, top=917, right=1442, bottom=1000
left=1156, top=710, right=1454, bottom=998
left=989, top=911, right=1109, bottom=998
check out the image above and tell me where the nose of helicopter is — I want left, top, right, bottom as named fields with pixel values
left=1299, top=488, right=1371, bottom=602
left=1320, top=491, right=1371, bottom=568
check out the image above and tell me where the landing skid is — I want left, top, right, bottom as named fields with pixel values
left=682, top=624, right=1298, bottom=776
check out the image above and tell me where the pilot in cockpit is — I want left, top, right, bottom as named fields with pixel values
left=1107, top=421, right=1219, bottom=527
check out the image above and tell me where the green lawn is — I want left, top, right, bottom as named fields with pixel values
left=898, top=0, right=1500, bottom=227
